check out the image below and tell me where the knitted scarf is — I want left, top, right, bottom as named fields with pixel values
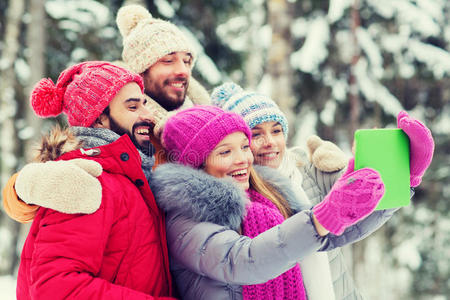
left=71, top=126, right=155, bottom=181
left=242, top=189, right=306, bottom=300
left=279, top=149, right=336, bottom=300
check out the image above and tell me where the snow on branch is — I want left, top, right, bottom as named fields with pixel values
left=182, top=29, right=222, bottom=85
left=408, top=39, right=450, bottom=79
left=45, top=0, right=110, bottom=27
left=327, top=0, right=352, bottom=24
left=354, top=58, right=403, bottom=117
left=290, top=16, right=330, bottom=74
left=356, top=27, right=383, bottom=79
left=368, top=0, right=441, bottom=37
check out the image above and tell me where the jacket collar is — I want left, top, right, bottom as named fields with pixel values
left=72, top=126, right=154, bottom=180
left=59, top=134, right=160, bottom=216
left=150, top=163, right=311, bottom=231
left=60, top=134, right=139, bottom=176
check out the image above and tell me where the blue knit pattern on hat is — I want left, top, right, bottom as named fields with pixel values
left=211, top=82, right=289, bottom=137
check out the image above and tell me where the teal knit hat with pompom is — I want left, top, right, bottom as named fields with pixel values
left=211, top=82, right=288, bottom=138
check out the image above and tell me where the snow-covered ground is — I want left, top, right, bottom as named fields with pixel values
left=0, top=275, right=16, bottom=300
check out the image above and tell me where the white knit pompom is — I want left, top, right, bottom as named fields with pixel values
left=116, top=4, right=152, bottom=38
left=210, top=82, right=244, bottom=108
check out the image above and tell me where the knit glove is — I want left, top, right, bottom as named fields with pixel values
left=313, top=158, right=385, bottom=235
left=145, top=95, right=168, bottom=139
left=397, top=111, right=434, bottom=187
left=306, top=135, right=347, bottom=172
left=15, top=159, right=102, bottom=214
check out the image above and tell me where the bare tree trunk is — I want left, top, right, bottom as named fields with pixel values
left=349, top=0, right=364, bottom=291
left=3, top=0, right=48, bottom=276
left=0, top=0, right=25, bottom=276
left=267, top=0, right=296, bottom=140
left=348, top=1, right=392, bottom=298
left=348, top=0, right=361, bottom=140
left=24, top=0, right=46, bottom=158
left=245, top=4, right=265, bottom=89
left=0, top=0, right=24, bottom=186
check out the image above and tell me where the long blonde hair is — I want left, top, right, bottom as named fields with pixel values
left=249, top=166, right=293, bottom=219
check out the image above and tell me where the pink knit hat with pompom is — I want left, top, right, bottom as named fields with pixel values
left=162, top=105, right=252, bottom=168
left=31, top=61, right=144, bottom=127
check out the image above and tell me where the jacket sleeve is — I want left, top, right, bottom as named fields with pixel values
left=301, top=161, right=343, bottom=197
left=166, top=210, right=329, bottom=285
left=2, top=173, right=38, bottom=223
left=301, top=162, right=407, bottom=248
left=29, top=206, right=175, bottom=300
left=320, top=208, right=399, bottom=249
left=325, top=189, right=414, bottom=247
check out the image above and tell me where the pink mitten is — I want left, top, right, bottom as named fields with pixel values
left=313, top=158, right=385, bottom=235
left=397, top=111, right=434, bottom=187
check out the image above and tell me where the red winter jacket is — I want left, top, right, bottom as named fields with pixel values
left=16, top=134, right=175, bottom=299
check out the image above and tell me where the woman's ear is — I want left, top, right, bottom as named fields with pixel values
left=92, top=113, right=109, bottom=129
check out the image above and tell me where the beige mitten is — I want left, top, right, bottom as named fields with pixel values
left=306, top=135, right=347, bottom=172
left=15, top=159, right=102, bottom=214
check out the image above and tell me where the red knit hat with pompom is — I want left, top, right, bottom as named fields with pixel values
left=31, top=61, right=144, bottom=127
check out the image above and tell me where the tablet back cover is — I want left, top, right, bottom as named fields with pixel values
left=354, top=128, right=410, bottom=210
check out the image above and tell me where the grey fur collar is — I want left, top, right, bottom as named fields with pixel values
left=150, top=163, right=310, bottom=231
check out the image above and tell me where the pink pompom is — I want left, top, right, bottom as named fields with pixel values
left=30, top=78, right=64, bottom=117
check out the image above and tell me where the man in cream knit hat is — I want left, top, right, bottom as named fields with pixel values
left=116, top=4, right=210, bottom=112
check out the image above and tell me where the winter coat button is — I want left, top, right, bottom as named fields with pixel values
left=135, top=179, right=144, bottom=187
left=120, top=152, right=129, bottom=161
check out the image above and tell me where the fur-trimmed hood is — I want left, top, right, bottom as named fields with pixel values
left=31, top=126, right=125, bottom=163
left=11, top=126, right=155, bottom=218
left=150, top=163, right=311, bottom=231
left=32, top=126, right=154, bottom=179
left=32, top=126, right=84, bottom=162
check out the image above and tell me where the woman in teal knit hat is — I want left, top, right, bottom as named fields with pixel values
left=211, top=82, right=434, bottom=300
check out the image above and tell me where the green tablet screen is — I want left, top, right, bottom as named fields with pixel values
left=354, top=128, right=410, bottom=210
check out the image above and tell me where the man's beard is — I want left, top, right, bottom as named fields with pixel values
left=108, top=117, right=155, bottom=156
left=145, top=78, right=188, bottom=111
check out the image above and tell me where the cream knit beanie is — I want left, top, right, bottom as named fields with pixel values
left=116, top=4, right=196, bottom=74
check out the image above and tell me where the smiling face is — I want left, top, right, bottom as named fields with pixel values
left=204, top=131, right=254, bottom=190
left=94, top=82, right=153, bottom=154
left=250, top=121, right=286, bottom=169
left=142, top=51, right=193, bottom=111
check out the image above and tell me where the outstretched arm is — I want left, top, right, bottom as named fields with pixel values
left=166, top=210, right=327, bottom=286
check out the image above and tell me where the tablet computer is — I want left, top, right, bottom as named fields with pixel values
left=354, top=128, right=410, bottom=210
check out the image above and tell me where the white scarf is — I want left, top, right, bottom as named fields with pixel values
left=278, top=149, right=336, bottom=300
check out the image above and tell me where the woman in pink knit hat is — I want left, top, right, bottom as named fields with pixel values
left=149, top=105, right=387, bottom=300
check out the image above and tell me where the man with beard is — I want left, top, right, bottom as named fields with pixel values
left=115, top=4, right=210, bottom=165
left=116, top=4, right=210, bottom=112
left=3, top=5, right=210, bottom=232
left=3, top=61, right=176, bottom=299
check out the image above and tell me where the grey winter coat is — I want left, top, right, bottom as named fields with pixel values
left=293, top=147, right=399, bottom=300
left=150, top=163, right=397, bottom=300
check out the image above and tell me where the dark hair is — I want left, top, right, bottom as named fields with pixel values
left=102, top=106, right=110, bottom=116
left=92, top=106, right=110, bottom=127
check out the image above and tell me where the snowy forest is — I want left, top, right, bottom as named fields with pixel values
left=0, top=0, right=449, bottom=299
